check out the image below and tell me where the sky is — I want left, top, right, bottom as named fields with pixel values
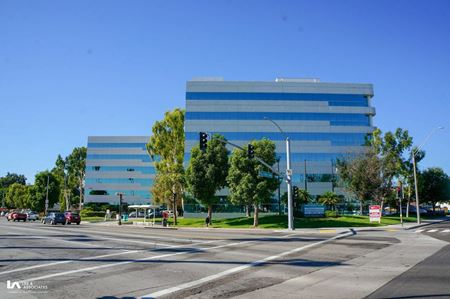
left=1, top=0, right=449, bottom=183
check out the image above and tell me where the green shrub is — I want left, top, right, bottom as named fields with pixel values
left=325, top=210, right=338, bottom=218
left=80, top=210, right=106, bottom=217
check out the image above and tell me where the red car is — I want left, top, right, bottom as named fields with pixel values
left=7, top=211, right=27, bottom=222
left=64, top=211, right=81, bottom=225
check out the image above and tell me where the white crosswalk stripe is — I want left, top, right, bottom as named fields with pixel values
left=416, top=228, right=450, bottom=233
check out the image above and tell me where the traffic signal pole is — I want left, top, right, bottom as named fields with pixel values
left=199, top=132, right=294, bottom=230
left=286, top=137, right=294, bottom=230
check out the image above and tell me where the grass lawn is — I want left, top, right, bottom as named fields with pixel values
left=165, top=215, right=418, bottom=229
left=83, top=214, right=443, bottom=229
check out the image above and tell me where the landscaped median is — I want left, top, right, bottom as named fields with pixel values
left=82, top=214, right=426, bottom=229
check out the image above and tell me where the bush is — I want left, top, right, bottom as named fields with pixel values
left=325, top=210, right=338, bottom=218
left=80, top=210, right=106, bottom=217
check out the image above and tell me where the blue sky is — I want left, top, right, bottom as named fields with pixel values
left=1, top=0, right=449, bottom=183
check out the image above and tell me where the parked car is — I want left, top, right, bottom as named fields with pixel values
left=129, top=211, right=145, bottom=218
left=402, top=206, right=428, bottom=215
left=7, top=211, right=27, bottom=222
left=64, top=211, right=81, bottom=225
left=26, top=211, right=39, bottom=221
left=42, top=212, right=66, bottom=225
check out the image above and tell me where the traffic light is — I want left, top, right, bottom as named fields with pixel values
left=247, top=144, right=255, bottom=159
left=199, top=132, right=208, bottom=150
left=293, top=186, right=299, bottom=199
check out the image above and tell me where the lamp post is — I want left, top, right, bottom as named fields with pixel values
left=411, top=126, right=444, bottom=224
left=116, top=192, right=124, bottom=225
left=264, top=117, right=294, bottom=230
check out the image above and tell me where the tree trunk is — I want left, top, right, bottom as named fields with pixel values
left=246, top=205, right=251, bottom=217
left=380, top=199, right=384, bottom=216
left=207, top=205, right=212, bottom=221
left=253, top=204, right=259, bottom=227
left=406, top=199, right=410, bottom=218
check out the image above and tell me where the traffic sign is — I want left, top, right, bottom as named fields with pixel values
left=258, top=171, right=273, bottom=178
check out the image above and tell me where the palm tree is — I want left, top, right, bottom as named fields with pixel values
left=318, top=191, right=340, bottom=211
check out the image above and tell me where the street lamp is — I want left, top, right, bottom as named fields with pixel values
left=411, top=126, right=444, bottom=224
left=264, top=117, right=294, bottom=230
left=116, top=192, right=124, bottom=225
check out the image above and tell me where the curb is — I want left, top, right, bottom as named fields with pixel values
left=404, top=217, right=449, bottom=230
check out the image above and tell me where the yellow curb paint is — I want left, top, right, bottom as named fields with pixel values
left=319, top=229, right=336, bottom=233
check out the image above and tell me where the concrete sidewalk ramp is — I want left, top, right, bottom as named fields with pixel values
left=234, top=231, right=446, bottom=299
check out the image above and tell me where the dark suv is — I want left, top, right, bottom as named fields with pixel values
left=64, top=211, right=81, bottom=225
left=42, top=212, right=66, bottom=225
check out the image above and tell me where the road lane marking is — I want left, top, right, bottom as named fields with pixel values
left=3, top=224, right=179, bottom=248
left=19, top=240, right=253, bottom=283
left=415, top=229, right=425, bottom=233
left=428, top=229, right=438, bottom=233
left=140, top=230, right=354, bottom=299
left=441, top=229, right=450, bottom=233
left=0, top=250, right=140, bottom=276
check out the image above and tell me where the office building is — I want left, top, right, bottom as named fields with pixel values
left=184, top=78, right=375, bottom=200
left=84, top=136, right=154, bottom=205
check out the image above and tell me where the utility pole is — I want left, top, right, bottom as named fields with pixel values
left=79, top=170, right=83, bottom=210
left=411, top=126, right=444, bottom=224
left=45, top=175, right=49, bottom=215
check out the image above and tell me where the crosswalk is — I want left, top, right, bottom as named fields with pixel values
left=416, top=228, right=450, bottom=233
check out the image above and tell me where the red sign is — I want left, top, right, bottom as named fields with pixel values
left=369, top=205, right=381, bottom=222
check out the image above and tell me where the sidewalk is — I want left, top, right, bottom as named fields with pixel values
left=82, top=217, right=448, bottom=234
left=234, top=224, right=448, bottom=299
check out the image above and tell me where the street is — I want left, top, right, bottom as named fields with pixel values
left=0, top=218, right=448, bottom=299
left=366, top=220, right=450, bottom=299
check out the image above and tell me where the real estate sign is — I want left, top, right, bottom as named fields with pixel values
left=369, top=205, right=381, bottom=223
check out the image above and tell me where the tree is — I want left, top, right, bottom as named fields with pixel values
left=0, top=172, right=27, bottom=187
left=65, top=147, right=87, bottom=209
left=186, top=134, right=229, bottom=221
left=5, top=183, right=30, bottom=209
left=318, top=191, right=340, bottom=211
left=28, top=171, right=60, bottom=212
left=0, top=173, right=27, bottom=207
left=147, top=108, right=185, bottom=225
left=370, top=128, right=413, bottom=208
left=53, top=155, right=69, bottom=211
left=227, top=139, right=279, bottom=227
left=337, top=148, right=383, bottom=214
left=419, top=167, right=450, bottom=211
left=282, top=188, right=311, bottom=216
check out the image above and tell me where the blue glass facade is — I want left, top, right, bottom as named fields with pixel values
left=185, top=79, right=375, bottom=198
left=84, top=137, right=154, bottom=205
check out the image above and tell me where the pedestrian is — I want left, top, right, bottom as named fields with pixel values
left=205, top=215, right=210, bottom=227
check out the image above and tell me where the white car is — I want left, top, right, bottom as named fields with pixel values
left=26, top=211, right=39, bottom=221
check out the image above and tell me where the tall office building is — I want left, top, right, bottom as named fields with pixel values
left=84, top=136, right=154, bottom=205
left=185, top=78, right=375, bottom=198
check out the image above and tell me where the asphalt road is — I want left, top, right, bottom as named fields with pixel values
left=1, top=218, right=447, bottom=299
left=0, top=218, right=404, bottom=299
left=366, top=220, right=450, bottom=299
